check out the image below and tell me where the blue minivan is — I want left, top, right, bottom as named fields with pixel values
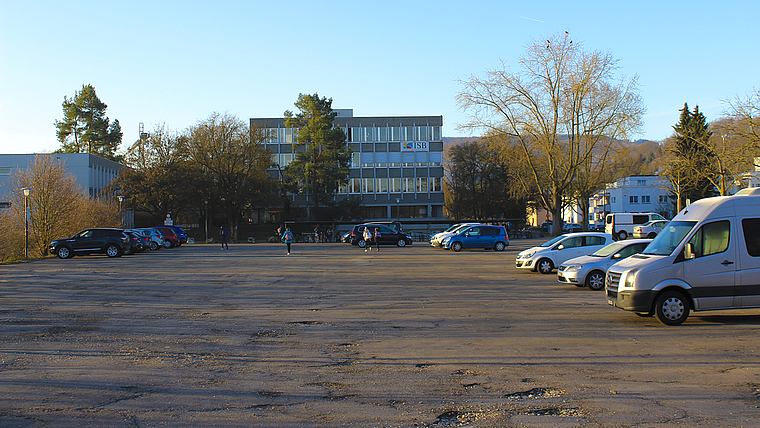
left=441, top=225, right=509, bottom=252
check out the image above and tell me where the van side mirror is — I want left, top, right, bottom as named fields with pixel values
left=684, top=243, right=695, bottom=260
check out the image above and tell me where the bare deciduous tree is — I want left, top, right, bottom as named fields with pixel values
left=457, top=33, right=644, bottom=234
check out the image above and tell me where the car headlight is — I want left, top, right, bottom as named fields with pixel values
left=620, top=267, right=641, bottom=290
left=521, top=251, right=536, bottom=259
left=564, top=264, right=581, bottom=272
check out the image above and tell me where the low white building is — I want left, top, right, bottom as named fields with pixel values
left=0, top=153, right=125, bottom=209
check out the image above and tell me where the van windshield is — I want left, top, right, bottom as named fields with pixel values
left=642, top=221, right=697, bottom=256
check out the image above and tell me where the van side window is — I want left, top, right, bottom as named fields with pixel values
left=741, top=218, right=760, bottom=257
left=632, top=215, right=649, bottom=224
left=688, top=220, right=730, bottom=258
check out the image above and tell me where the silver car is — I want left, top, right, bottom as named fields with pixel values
left=632, top=220, right=669, bottom=239
left=132, top=228, right=165, bottom=250
left=557, top=239, right=651, bottom=290
left=429, top=222, right=480, bottom=247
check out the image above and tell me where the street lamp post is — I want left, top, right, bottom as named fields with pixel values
left=117, top=195, right=125, bottom=228
left=395, top=198, right=401, bottom=222
left=22, top=187, right=31, bottom=259
left=204, top=200, right=209, bottom=243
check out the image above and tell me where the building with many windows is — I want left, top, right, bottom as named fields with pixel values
left=252, top=110, right=445, bottom=220
left=0, top=153, right=124, bottom=210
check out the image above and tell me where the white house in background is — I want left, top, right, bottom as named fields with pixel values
left=588, top=175, right=675, bottom=225
left=729, top=160, right=760, bottom=194
left=0, top=153, right=125, bottom=209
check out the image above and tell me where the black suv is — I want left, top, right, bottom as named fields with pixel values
left=349, top=223, right=413, bottom=248
left=49, top=228, right=131, bottom=259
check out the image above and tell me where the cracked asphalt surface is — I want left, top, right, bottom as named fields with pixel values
left=1, top=240, right=759, bottom=427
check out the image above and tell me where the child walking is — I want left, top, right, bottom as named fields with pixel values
left=282, top=227, right=293, bottom=255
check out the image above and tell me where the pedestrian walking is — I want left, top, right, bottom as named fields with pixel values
left=374, top=227, right=381, bottom=251
left=282, top=227, right=293, bottom=255
left=220, top=225, right=229, bottom=250
left=362, top=226, right=372, bottom=252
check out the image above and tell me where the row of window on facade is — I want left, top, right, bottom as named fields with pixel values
left=272, top=152, right=442, bottom=168
left=266, top=125, right=441, bottom=144
left=625, top=195, right=669, bottom=204
left=339, top=177, right=442, bottom=194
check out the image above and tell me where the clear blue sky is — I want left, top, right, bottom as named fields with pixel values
left=1, top=0, right=756, bottom=154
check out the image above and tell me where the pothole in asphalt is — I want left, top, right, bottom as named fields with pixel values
left=250, top=329, right=281, bottom=338
left=504, top=387, right=566, bottom=400
left=521, top=406, right=582, bottom=417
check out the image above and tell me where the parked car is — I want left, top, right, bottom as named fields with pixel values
left=441, top=224, right=509, bottom=252
left=430, top=222, right=481, bottom=247
left=515, top=232, right=613, bottom=274
left=632, top=220, right=669, bottom=239
left=152, top=226, right=180, bottom=248
left=157, top=225, right=188, bottom=245
left=349, top=223, right=413, bottom=248
left=122, top=231, right=147, bottom=255
left=557, top=239, right=652, bottom=290
left=562, top=223, right=584, bottom=233
left=49, top=228, right=131, bottom=259
left=134, top=228, right=165, bottom=250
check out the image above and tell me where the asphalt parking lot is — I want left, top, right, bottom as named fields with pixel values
left=1, top=239, right=760, bottom=427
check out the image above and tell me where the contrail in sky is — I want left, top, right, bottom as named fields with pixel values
left=514, top=14, right=545, bottom=23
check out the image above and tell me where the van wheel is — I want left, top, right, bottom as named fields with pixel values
left=654, top=291, right=690, bottom=325
left=585, top=270, right=605, bottom=290
left=358, top=240, right=366, bottom=248
left=617, top=230, right=628, bottom=240
left=537, top=258, right=554, bottom=274
left=396, top=239, right=407, bottom=247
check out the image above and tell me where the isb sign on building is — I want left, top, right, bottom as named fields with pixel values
left=402, top=142, right=428, bottom=151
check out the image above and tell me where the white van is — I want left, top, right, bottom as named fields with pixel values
left=605, top=212, right=666, bottom=240
left=605, top=188, right=760, bottom=325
